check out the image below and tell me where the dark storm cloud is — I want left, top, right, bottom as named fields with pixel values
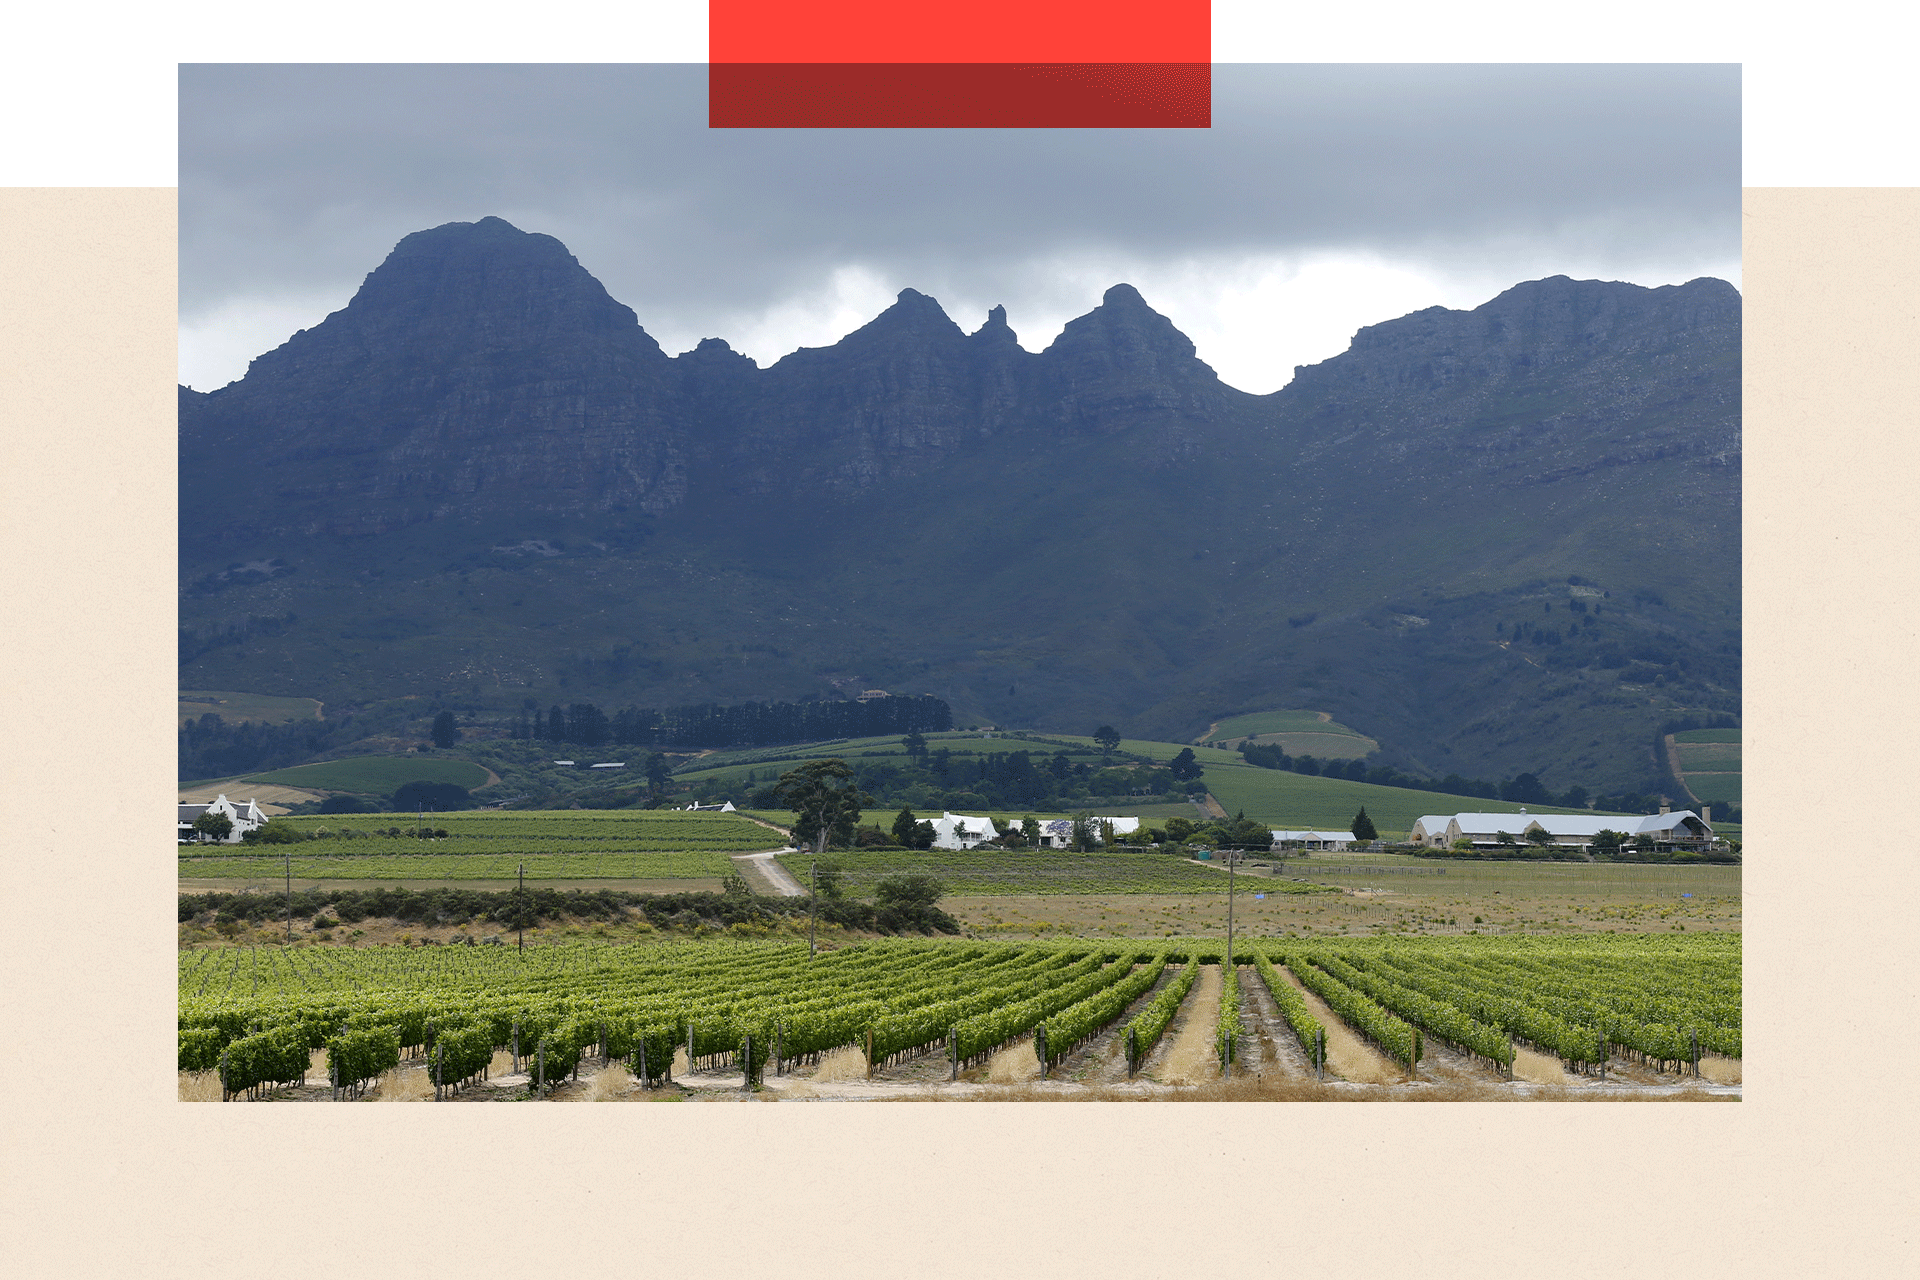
left=180, top=62, right=1737, bottom=377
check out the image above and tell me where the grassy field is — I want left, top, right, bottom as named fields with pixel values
left=1673, top=727, right=1741, bottom=744
left=1675, top=742, right=1741, bottom=771
left=1684, top=775, right=1743, bottom=804
left=271, top=810, right=779, bottom=845
left=1196, top=710, right=1376, bottom=757
left=772, top=849, right=1332, bottom=896
left=178, top=689, right=322, bottom=727
left=947, top=855, right=1740, bottom=937
left=1196, top=760, right=1605, bottom=834
left=244, top=756, right=493, bottom=794
left=690, top=728, right=1646, bottom=837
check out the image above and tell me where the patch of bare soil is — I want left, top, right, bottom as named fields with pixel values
left=1235, top=966, right=1312, bottom=1081
left=1149, top=964, right=1222, bottom=1084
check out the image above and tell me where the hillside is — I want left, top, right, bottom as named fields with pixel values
left=181, top=217, right=1738, bottom=793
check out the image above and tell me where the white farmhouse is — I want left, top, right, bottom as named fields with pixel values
left=1028, top=816, right=1141, bottom=848
left=929, top=813, right=999, bottom=849
left=177, top=794, right=268, bottom=843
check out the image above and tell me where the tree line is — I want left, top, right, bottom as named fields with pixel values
left=508, top=695, right=952, bottom=749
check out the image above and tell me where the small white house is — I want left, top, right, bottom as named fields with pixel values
left=680, top=800, right=737, bottom=813
left=929, top=813, right=999, bottom=850
left=1028, top=816, right=1141, bottom=848
left=1269, top=829, right=1355, bottom=851
left=178, top=794, right=267, bottom=844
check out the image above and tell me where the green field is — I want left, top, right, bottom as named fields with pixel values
left=246, top=756, right=493, bottom=794
left=1197, top=710, right=1376, bottom=758
left=178, top=850, right=739, bottom=882
left=179, top=689, right=322, bottom=728
left=1197, top=760, right=1605, bottom=834
left=271, top=810, right=779, bottom=846
left=773, top=849, right=1331, bottom=896
left=1673, top=728, right=1741, bottom=744
left=1683, top=775, right=1743, bottom=805
left=1675, top=742, right=1741, bottom=771
left=689, top=729, right=1638, bottom=838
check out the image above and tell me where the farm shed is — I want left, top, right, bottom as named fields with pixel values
left=1029, top=816, right=1142, bottom=848
left=1269, top=829, right=1357, bottom=851
left=1432, top=810, right=1713, bottom=850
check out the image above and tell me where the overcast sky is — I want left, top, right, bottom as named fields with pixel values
left=180, top=63, right=1739, bottom=395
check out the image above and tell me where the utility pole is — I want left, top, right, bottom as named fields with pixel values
left=517, top=862, right=525, bottom=953
left=1226, top=848, right=1235, bottom=975
left=285, top=849, right=293, bottom=944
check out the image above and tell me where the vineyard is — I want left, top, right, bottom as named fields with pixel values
left=771, top=849, right=1335, bottom=896
left=181, top=810, right=782, bottom=882
left=179, top=932, right=1739, bottom=1099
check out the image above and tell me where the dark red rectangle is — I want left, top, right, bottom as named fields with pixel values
left=709, top=63, right=1210, bottom=129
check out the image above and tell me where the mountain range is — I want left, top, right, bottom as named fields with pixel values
left=180, top=217, right=1740, bottom=794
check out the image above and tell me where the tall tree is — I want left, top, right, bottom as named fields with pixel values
left=773, top=759, right=873, bottom=855
left=891, top=806, right=920, bottom=847
left=191, top=811, right=233, bottom=844
left=1093, top=725, right=1121, bottom=756
left=1350, top=807, right=1378, bottom=842
left=644, top=752, right=671, bottom=798
left=1168, top=748, right=1204, bottom=782
left=430, top=710, right=458, bottom=749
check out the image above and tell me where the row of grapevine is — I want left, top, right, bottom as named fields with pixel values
left=1038, top=955, right=1169, bottom=1068
left=1121, top=957, right=1200, bottom=1074
left=1281, top=954, right=1419, bottom=1066
left=1250, top=952, right=1323, bottom=1068
left=1217, top=962, right=1243, bottom=1073
left=1312, top=952, right=1514, bottom=1073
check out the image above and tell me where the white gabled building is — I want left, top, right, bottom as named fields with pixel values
left=929, top=813, right=999, bottom=850
left=178, top=794, right=268, bottom=843
left=680, top=801, right=737, bottom=813
left=1417, top=810, right=1713, bottom=850
left=1027, top=816, right=1142, bottom=848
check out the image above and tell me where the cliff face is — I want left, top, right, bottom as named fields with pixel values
left=179, top=218, right=1741, bottom=791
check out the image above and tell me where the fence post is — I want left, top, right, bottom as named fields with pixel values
left=775, top=1022, right=784, bottom=1078
left=512, top=1020, right=520, bottom=1075
left=688, top=1023, right=695, bottom=1074
left=1127, top=1026, right=1137, bottom=1078
left=866, top=1028, right=874, bottom=1080
left=742, top=1034, right=753, bottom=1092
left=601, top=1022, right=609, bottom=1069
left=1036, top=1026, right=1047, bottom=1079
left=1691, top=1029, right=1700, bottom=1077
left=537, top=1041, right=546, bottom=1099
left=950, top=1025, right=959, bottom=1081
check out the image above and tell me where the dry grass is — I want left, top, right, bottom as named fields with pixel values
left=1512, top=1045, right=1568, bottom=1085
left=1698, top=1054, right=1741, bottom=1085
left=811, top=1045, right=870, bottom=1082
left=905, top=1077, right=1736, bottom=1102
left=584, top=1064, right=632, bottom=1101
left=488, top=1048, right=516, bottom=1078
left=177, top=1071, right=221, bottom=1102
left=1154, top=965, right=1223, bottom=1084
left=987, top=1039, right=1041, bottom=1083
left=374, top=1064, right=432, bottom=1101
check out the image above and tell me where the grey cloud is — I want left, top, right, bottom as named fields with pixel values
left=181, top=62, right=1738, bottom=376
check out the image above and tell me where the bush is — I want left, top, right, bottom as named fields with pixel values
left=240, top=821, right=307, bottom=844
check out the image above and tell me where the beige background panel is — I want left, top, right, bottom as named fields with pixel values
left=2, top=186, right=1913, bottom=1274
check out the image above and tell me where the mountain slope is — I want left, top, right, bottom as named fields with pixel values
left=180, top=218, right=1739, bottom=794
